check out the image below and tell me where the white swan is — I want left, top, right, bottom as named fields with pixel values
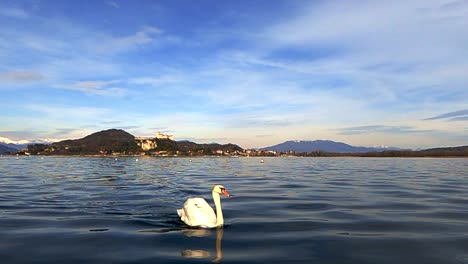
left=177, top=185, right=230, bottom=228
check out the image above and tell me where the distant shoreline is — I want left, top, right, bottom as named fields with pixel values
left=10, top=128, right=466, bottom=158
left=6, top=154, right=468, bottom=159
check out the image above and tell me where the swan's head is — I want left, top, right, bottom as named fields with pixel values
left=212, top=185, right=230, bottom=197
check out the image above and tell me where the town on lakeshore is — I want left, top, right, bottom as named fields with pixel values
left=2, top=129, right=467, bottom=158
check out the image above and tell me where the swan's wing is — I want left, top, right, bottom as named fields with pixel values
left=180, top=197, right=216, bottom=228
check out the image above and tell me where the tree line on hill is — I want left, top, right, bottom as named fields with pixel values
left=25, top=129, right=243, bottom=156
left=281, top=145, right=468, bottom=157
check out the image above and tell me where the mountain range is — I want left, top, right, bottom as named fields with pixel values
left=0, top=144, right=18, bottom=154
left=261, top=140, right=403, bottom=153
left=0, top=137, right=58, bottom=150
left=1, top=130, right=466, bottom=156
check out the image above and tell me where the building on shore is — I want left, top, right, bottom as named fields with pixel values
left=156, top=131, right=174, bottom=140
left=135, top=132, right=174, bottom=151
left=135, top=137, right=158, bottom=151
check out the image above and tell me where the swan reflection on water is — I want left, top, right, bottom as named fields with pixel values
left=181, top=228, right=224, bottom=263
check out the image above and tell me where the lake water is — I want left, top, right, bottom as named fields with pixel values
left=1, top=156, right=467, bottom=264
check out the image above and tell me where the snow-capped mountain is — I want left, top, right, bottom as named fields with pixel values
left=261, top=140, right=404, bottom=153
left=0, top=137, right=59, bottom=150
left=0, top=136, right=31, bottom=145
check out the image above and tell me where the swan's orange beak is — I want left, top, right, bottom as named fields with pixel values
left=221, top=189, right=230, bottom=197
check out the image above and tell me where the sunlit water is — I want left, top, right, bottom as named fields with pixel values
left=1, top=156, right=467, bottom=263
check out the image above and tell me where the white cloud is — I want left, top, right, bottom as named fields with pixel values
left=232, top=0, right=468, bottom=115
left=0, top=70, right=44, bottom=83
left=108, top=1, right=120, bottom=8
left=267, top=1, right=468, bottom=52
left=0, top=16, right=163, bottom=82
left=27, top=104, right=111, bottom=119
left=0, top=7, right=28, bottom=19
left=94, top=26, right=162, bottom=53
left=54, top=80, right=127, bottom=96
left=0, top=104, right=115, bottom=141
left=425, top=109, right=468, bottom=120
left=336, top=125, right=434, bottom=135
left=264, top=1, right=467, bottom=71
left=129, top=75, right=183, bottom=87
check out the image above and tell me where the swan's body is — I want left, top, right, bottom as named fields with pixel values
left=177, top=185, right=230, bottom=228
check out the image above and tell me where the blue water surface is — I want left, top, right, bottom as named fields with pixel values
left=0, top=156, right=467, bottom=263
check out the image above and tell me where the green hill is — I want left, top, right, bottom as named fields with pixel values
left=44, top=129, right=140, bottom=155
left=177, top=140, right=243, bottom=153
left=26, top=129, right=244, bottom=156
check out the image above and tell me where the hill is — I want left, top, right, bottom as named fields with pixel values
left=30, top=129, right=141, bottom=155
left=177, top=140, right=243, bottom=154
left=0, top=144, right=18, bottom=154
left=260, top=140, right=468, bottom=157
left=261, top=140, right=399, bottom=153
left=0, top=142, right=28, bottom=150
left=338, top=145, right=468, bottom=157
left=413, top=145, right=468, bottom=157
left=25, top=129, right=244, bottom=156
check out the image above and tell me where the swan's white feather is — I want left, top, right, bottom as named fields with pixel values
left=178, top=197, right=217, bottom=228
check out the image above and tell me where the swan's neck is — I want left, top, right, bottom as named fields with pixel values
left=212, top=191, right=224, bottom=226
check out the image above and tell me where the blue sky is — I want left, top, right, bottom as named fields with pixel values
left=0, top=0, right=467, bottom=149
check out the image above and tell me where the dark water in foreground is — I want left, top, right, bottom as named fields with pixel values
left=1, top=156, right=467, bottom=264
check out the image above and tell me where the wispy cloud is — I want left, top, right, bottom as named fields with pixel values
left=0, top=130, right=44, bottom=140
left=108, top=1, right=120, bottom=9
left=336, top=125, right=434, bottom=135
left=424, top=109, right=468, bottom=120
left=183, top=137, right=229, bottom=143
left=0, top=7, right=28, bottom=19
left=255, top=134, right=273, bottom=138
left=116, top=125, right=140, bottom=130
left=266, top=1, right=468, bottom=55
left=54, top=80, right=126, bottom=96
left=222, top=112, right=301, bottom=129
left=94, top=26, right=162, bottom=53
left=260, top=0, right=468, bottom=104
left=57, top=128, right=80, bottom=133
left=53, top=128, right=82, bottom=135
left=129, top=75, right=183, bottom=87
left=0, top=70, right=44, bottom=83
left=449, top=116, right=468, bottom=121
left=0, top=14, right=163, bottom=82
left=101, top=120, right=122, bottom=125
left=27, top=104, right=111, bottom=120
left=150, top=127, right=169, bottom=131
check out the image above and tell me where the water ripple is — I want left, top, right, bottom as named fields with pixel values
left=0, top=156, right=467, bottom=263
